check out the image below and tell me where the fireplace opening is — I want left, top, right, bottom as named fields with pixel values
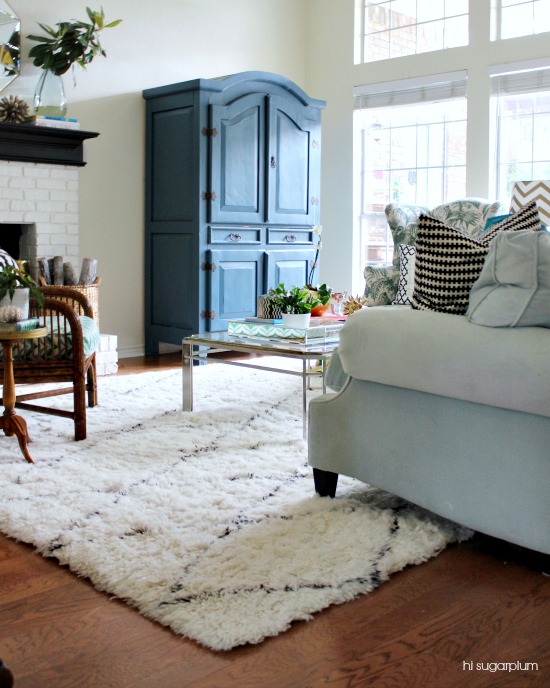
left=0, top=224, right=23, bottom=259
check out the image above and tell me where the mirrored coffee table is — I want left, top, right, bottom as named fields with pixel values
left=182, top=332, right=340, bottom=439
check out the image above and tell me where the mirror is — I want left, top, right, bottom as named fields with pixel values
left=0, top=2, right=19, bottom=92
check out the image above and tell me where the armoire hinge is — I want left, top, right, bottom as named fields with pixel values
left=200, top=310, right=216, bottom=320
left=201, top=262, right=217, bottom=272
left=201, top=191, right=217, bottom=201
left=201, top=127, right=218, bottom=137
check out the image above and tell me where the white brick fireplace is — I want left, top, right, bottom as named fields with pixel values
left=0, top=160, right=79, bottom=272
left=0, top=127, right=118, bottom=375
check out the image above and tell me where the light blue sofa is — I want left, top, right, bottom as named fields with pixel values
left=309, top=198, right=550, bottom=555
left=308, top=306, right=550, bottom=554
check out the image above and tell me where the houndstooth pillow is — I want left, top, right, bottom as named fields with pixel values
left=393, top=244, right=416, bottom=306
left=412, top=201, right=541, bottom=315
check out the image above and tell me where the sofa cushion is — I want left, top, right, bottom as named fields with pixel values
left=412, top=201, right=541, bottom=315
left=467, top=229, right=550, bottom=328
left=337, top=306, right=550, bottom=418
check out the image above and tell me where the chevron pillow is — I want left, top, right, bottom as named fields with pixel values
left=412, top=201, right=541, bottom=315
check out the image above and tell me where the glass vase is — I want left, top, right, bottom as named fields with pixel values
left=33, top=70, right=67, bottom=117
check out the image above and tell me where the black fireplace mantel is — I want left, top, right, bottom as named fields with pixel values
left=0, top=122, right=99, bottom=167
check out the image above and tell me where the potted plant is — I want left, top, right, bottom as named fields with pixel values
left=267, top=283, right=321, bottom=328
left=27, top=7, right=122, bottom=117
left=0, top=265, right=44, bottom=321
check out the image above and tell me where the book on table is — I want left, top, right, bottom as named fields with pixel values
left=227, top=318, right=343, bottom=344
left=0, top=317, right=40, bottom=333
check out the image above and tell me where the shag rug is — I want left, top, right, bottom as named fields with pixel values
left=0, top=362, right=471, bottom=651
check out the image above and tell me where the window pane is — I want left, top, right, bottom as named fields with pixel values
left=494, top=89, right=550, bottom=205
left=417, top=0, right=443, bottom=22
left=534, top=0, right=550, bottom=33
left=447, top=0, right=468, bottom=15
left=445, top=15, right=469, bottom=48
left=355, top=97, right=467, bottom=268
left=391, top=126, right=417, bottom=168
left=366, top=30, right=391, bottom=60
left=358, top=0, right=468, bottom=63
left=368, top=2, right=391, bottom=31
left=390, top=26, right=418, bottom=58
left=391, top=0, right=417, bottom=26
left=417, top=20, right=444, bottom=53
left=501, top=3, right=534, bottom=39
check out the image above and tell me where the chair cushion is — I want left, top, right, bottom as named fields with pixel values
left=364, top=264, right=398, bottom=306
left=2, top=315, right=100, bottom=361
left=467, top=229, right=550, bottom=327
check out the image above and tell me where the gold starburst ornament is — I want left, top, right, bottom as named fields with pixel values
left=0, top=95, right=34, bottom=124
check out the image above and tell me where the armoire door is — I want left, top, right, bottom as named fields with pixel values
left=207, top=248, right=265, bottom=330
left=209, top=94, right=266, bottom=224
left=266, top=95, right=321, bottom=226
left=265, top=248, right=317, bottom=292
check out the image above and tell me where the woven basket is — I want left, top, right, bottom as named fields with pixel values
left=39, top=276, right=101, bottom=325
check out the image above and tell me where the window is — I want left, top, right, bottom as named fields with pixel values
left=354, top=74, right=467, bottom=268
left=354, top=0, right=469, bottom=64
left=492, top=65, right=550, bottom=204
left=492, top=0, right=550, bottom=41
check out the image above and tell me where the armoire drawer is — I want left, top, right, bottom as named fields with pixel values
left=267, top=228, right=313, bottom=245
left=209, top=226, right=262, bottom=244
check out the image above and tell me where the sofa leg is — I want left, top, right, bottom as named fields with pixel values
left=313, top=468, right=339, bottom=498
left=0, top=658, right=14, bottom=688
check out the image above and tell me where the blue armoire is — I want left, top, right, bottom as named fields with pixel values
left=143, top=72, right=325, bottom=355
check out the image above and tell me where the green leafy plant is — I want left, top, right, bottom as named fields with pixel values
left=27, top=7, right=122, bottom=76
left=0, top=265, right=44, bottom=307
left=268, top=283, right=321, bottom=314
left=307, top=282, right=332, bottom=306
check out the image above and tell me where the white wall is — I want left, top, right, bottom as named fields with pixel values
left=5, top=0, right=310, bottom=356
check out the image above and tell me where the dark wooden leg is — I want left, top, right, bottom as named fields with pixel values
left=313, top=468, right=339, bottom=497
left=0, top=659, right=14, bottom=688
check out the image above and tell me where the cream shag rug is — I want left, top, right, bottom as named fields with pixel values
left=0, top=363, right=471, bottom=651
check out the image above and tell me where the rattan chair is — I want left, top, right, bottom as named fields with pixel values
left=0, top=285, right=99, bottom=441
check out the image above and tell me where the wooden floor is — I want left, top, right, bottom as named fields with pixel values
left=1, top=354, right=549, bottom=688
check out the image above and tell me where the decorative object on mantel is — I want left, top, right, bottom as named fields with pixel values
left=38, top=256, right=100, bottom=323
left=27, top=7, right=122, bottom=117
left=0, top=94, right=33, bottom=123
left=0, top=0, right=20, bottom=93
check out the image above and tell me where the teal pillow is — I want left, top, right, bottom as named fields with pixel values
left=484, top=214, right=512, bottom=231
left=467, top=230, right=550, bottom=328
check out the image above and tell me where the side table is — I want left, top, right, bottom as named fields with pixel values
left=0, top=327, right=48, bottom=463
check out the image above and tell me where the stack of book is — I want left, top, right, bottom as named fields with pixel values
left=0, top=317, right=40, bottom=333
left=34, top=116, right=80, bottom=130
left=227, top=317, right=343, bottom=345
